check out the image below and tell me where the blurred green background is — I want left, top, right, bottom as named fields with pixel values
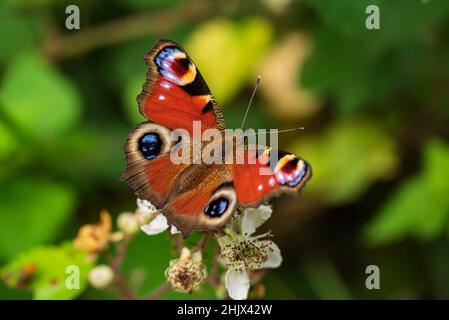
left=1, top=0, right=449, bottom=299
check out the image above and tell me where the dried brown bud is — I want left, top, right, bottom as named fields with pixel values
left=165, top=248, right=207, bottom=293
left=74, top=210, right=112, bottom=254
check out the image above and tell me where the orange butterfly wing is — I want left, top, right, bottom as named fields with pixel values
left=137, top=39, right=225, bottom=133
left=123, top=40, right=312, bottom=236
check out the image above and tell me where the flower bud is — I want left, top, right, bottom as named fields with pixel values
left=117, top=212, right=139, bottom=234
left=88, top=265, right=114, bottom=289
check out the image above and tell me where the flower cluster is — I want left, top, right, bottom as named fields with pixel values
left=73, top=199, right=282, bottom=300
left=217, top=205, right=282, bottom=300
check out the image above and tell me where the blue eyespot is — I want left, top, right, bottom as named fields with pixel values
left=155, top=47, right=181, bottom=67
left=138, top=133, right=162, bottom=160
left=204, top=197, right=229, bottom=218
left=287, top=162, right=307, bottom=187
left=276, top=158, right=308, bottom=187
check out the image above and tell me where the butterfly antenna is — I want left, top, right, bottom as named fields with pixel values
left=243, top=126, right=305, bottom=137
left=275, top=126, right=305, bottom=134
left=240, top=76, right=261, bottom=130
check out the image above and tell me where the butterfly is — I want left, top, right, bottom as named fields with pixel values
left=122, top=39, right=311, bottom=237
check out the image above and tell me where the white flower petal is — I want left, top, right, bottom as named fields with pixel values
left=140, top=213, right=169, bottom=235
left=260, top=241, right=282, bottom=269
left=225, top=269, right=250, bottom=300
left=136, top=198, right=157, bottom=215
left=241, top=205, right=272, bottom=236
left=170, top=225, right=180, bottom=234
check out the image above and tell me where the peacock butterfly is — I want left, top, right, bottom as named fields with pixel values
left=122, top=39, right=311, bottom=236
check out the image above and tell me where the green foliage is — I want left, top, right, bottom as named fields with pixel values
left=0, top=122, right=17, bottom=160
left=0, top=52, right=81, bottom=141
left=0, top=179, right=75, bottom=260
left=365, top=140, right=449, bottom=245
left=1, top=243, right=93, bottom=300
left=124, top=0, right=183, bottom=11
left=302, top=0, right=449, bottom=114
left=123, top=76, right=147, bottom=124
left=186, top=17, right=273, bottom=104
left=0, top=7, right=42, bottom=64
left=0, top=0, right=448, bottom=300
left=293, top=121, right=398, bottom=204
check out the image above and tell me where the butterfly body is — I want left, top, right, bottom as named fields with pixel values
left=122, top=39, right=311, bottom=236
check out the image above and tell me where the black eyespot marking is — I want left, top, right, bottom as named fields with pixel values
left=178, top=58, right=190, bottom=71
left=283, top=158, right=299, bottom=173
left=138, top=133, right=162, bottom=160
left=202, top=101, right=214, bottom=113
left=204, top=197, right=229, bottom=218
left=181, top=70, right=210, bottom=95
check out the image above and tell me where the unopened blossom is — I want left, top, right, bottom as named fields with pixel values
left=88, top=265, right=114, bottom=289
left=165, top=247, right=207, bottom=293
left=74, top=210, right=115, bottom=254
left=117, top=212, right=140, bottom=235
left=137, top=198, right=179, bottom=235
left=217, top=205, right=282, bottom=300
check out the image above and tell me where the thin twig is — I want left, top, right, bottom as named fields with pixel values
left=44, top=0, right=219, bottom=60
left=110, top=235, right=135, bottom=300
left=145, top=282, right=171, bottom=300
left=111, top=235, right=130, bottom=270
left=196, top=232, right=213, bottom=252
left=113, top=273, right=135, bottom=300
left=168, top=232, right=184, bottom=253
left=208, top=245, right=221, bottom=287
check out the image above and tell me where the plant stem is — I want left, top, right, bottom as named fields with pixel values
left=208, top=245, right=221, bottom=287
left=196, top=232, right=213, bottom=252
left=113, top=272, right=135, bottom=300
left=44, top=0, right=218, bottom=60
left=145, top=282, right=171, bottom=300
left=168, top=232, right=184, bottom=253
left=110, top=235, right=136, bottom=300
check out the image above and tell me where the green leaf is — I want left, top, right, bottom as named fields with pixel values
left=306, top=0, right=377, bottom=35
left=0, top=179, right=75, bottom=260
left=1, top=243, right=93, bottom=300
left=105, top=37, right=156, bottom=124
left=185, top=17, right=273, bottom=104
left=0, top=278, right=31, bottom=300
left=45, top=125, right=129, bottom=182
left=292, top=121, right=398, bottom=204
left=365, top=140, right=449, bottom=245
left=0, top=8, right=42, bottom=65
left=302, top=0, right=449, bottom=114
left=0, top=52, right=81, bottom=140
left=307, top=0, right=449, bottom=41
left=0, top=121, right=17, bottom=160
left=301, top=27, right=397, bottom=114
